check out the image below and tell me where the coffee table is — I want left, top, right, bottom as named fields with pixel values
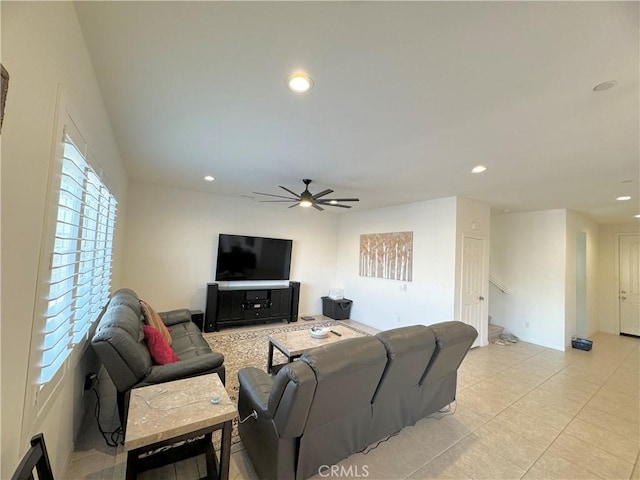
left=124, top=373, right=237, bottom=480
left=267, top=324, right=365, bottom=374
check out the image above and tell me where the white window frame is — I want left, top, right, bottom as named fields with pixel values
left=21, top=88, right=117, bottom=437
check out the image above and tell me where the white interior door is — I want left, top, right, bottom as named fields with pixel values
left=619, top=235, right=640, bottom=336
left=461, top=236, right=485, bottom=347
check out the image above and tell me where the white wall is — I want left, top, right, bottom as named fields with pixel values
left=120, top=181, right=339, bottom=316
left=565, top=210, right=599, bottom=343
left=335, top=197, right=458, bottom=331
left=1, top=3, right=128, bottom=477
left=454, top=197, right=491, bottom=346
left=598, top=223, right=640, bottom=334
left=489, top=210, right=567, bottom=350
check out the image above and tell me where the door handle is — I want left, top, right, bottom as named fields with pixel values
left=479, top=296, right=485, bottom=301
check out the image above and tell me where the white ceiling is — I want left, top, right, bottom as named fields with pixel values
left=74, top=1, right=639, bottom=222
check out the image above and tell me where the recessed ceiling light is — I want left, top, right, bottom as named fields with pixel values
left=593, top=80, right=617, bottom=92
left=471, top=165, right=487, bottom=174
left=286, top=73, right=313, bottom=93
left=616, top=196, right=631, bottom=201
left=203, top=175, right=215, bottom=182
left=635, top=214, right=640, bottom=219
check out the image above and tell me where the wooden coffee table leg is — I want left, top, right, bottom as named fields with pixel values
left=267, top=341, right=274, bottom=372
left=219, top=420, right=232, bottom=480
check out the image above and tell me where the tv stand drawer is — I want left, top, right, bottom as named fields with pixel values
left=243, top=308, right=270, bottom=320
left=246, top=290, right=268, bottom=300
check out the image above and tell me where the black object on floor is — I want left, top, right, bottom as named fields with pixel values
left=571, top=337, right=593, bottom=351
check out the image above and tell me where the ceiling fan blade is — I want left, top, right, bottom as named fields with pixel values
left=280, top=186, right=301, bottom=198
left=323, top=203, right=352, bottom=208
left=312, top=189, right=333, bottom=199
left=253, top=192, right=299, bottom=200
left=259, top=200, right=299, bottom=203
left=318, top=198, right=360, bottom=202
left=288, top=202, right=300, bottom=208
left=312, top=204, right=324, bottom=211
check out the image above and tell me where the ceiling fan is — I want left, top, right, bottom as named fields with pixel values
left=253, top=179, right=359, bottom=211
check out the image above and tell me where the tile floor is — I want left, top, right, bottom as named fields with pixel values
left=64, top=324, right=639, bottom=480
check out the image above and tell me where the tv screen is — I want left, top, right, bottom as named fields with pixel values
left=215, top=234, right=293, bottom=281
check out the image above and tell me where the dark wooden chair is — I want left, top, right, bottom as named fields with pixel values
left=11, top=433, right=54, bottom=480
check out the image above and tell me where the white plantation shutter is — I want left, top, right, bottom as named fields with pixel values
left=40, top=134, right=117, bottom=385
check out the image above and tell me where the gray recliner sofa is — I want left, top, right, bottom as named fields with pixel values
left=91, top=288, right=225, bottom=423
left=237, top=321, right=477, bottom=480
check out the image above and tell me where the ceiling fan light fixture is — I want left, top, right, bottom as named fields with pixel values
left=593, top=80, right=617, bottom=92
left=616, top=195, right=631, bottom=201
left=286, top=73, right=313, bottom=93
left=330, top=200, right=338, bottom=205
left=299, top=199, right=312, bottom=207
left=471, top=165, right=487, bottom=174
left=203, top=175, right=215, bottom=182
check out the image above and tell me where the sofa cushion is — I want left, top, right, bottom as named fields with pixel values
left=141, top=300, right=172, bottom=346
left=109, top=289, right=142, bottom=318
left=143, top=325, right=180, bottom=365
left=168, top=321, right=212, bottom=359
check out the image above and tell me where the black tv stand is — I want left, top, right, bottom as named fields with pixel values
left=204, top=282, right=300, bottom=332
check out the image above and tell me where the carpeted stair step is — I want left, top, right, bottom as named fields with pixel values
left=488, top=323, right=504, bottom=343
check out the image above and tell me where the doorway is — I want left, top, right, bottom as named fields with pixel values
left=619, top=234, right=640, bottom=336
left=460, top=235, right=485, bottom=347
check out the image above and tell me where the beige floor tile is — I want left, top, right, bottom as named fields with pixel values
left=511, top=395, right=574, bottom=430
left=405, top=414, right=475, bottom=461
left=586, top=393, right=640, bottom=422
left=455, top=388, right=508, bottom=420
left=473, top=421, right=546, bottom=470
left=408, top=453, right=473, bottom=479
left=488, top=370, right=546, bottom=394
left=522, top=388, right=586, bottom=416
left=469, top=380, right=526, bottom=407
left=489, top=407, right=562, bottom=448
left=522, top=452, right=604, bottom=480
left=435, top=434, right=525, bottom=480
left=548, top=432, right=634, bottom=480
left=230, top=449, right=259, bottom=480
left=315, top=430, right=440, bottom=480
left=564, top=417, right=640, bottom=463
left=577, top=404, right=640, bottom=439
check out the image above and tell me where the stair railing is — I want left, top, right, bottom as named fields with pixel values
left=489, top=275, right=510, bottom=294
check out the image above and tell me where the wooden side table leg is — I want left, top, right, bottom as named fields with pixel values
left=125, top=451, right=138, bottom=480
left=219, top=420, right=233, bottom=480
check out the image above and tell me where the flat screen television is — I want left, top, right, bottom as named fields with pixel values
left=215, top=234, right=293, bottom=281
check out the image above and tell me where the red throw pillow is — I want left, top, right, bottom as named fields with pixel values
left=143, top=325, right=180, bottom=365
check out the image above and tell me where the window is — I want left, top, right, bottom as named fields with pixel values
left=40, top=132, right=117, bottom=385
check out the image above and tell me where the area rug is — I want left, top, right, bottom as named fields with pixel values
left=203, top=320, right=369, bottom=446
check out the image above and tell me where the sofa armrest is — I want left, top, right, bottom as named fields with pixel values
left=238, top=367, right=273, bottom=417
left=141, top=352, right=225, bottom=385
left=159, top=309, right=192, bottom=326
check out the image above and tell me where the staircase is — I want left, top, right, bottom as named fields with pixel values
left=488, top=320, right=504, bottom=343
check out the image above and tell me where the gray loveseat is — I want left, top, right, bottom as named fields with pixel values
left=237, top=321, right=477, bottom=480
left=91, top=288, right=225, bottom=423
